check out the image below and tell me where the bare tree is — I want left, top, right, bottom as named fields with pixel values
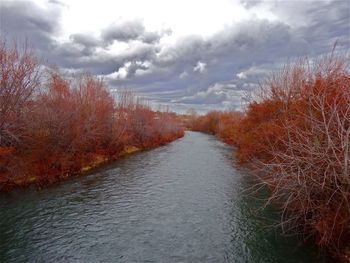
left=0, top=39, right=41, bottom=146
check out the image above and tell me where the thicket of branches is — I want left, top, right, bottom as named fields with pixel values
left=0, top=40, right=184, bottom=189
left=249, top=54, right=350, bottom=255
left=190, top=53, right=350, bottom=260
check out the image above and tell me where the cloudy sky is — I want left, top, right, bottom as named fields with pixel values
left=0, top=0, right=349, bottom=112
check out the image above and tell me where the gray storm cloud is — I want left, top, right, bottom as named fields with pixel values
left=1, top=0, right=349, bottom=112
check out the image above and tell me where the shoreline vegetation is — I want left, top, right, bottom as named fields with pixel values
left=188, top=51, right=350, bottom=262
left=0, top=39, right=184, bottom=191
left=1, top=38, right=348, bottom=262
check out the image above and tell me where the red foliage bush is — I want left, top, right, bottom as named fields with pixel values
left=190, top=53, right=350, bottom=259
left=249, top=55, right=350, bottom=253
left=0, top=40, right=184, bottom=189
left=190, top=111, right=243, bottom=145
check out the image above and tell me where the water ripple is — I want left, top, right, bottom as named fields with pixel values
left=0, top=132, right=327, bottom=263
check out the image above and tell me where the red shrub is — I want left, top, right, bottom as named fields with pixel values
left=0, top=40, right=184, bottom=189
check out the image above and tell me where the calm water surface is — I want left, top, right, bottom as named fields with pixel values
left=0, top=132, right=328, bottom=262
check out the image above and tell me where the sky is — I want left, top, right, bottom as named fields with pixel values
left=0, top=0, right=349, bottom=113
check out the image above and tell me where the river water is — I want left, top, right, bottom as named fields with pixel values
left=0, top=132, right=328, bottom=262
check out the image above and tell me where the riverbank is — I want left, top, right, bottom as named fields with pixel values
left=0, top=132, right=326, bottom=263
left=0, top=40, right=185, bottom=193
left=0, top=131, right=184, bottom=192
left=193, top=127, right=349, bottom=262
left=190, top=54, right=350, bottom=262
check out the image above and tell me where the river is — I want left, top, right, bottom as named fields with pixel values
left=0, top=132, right=328, bottom=262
